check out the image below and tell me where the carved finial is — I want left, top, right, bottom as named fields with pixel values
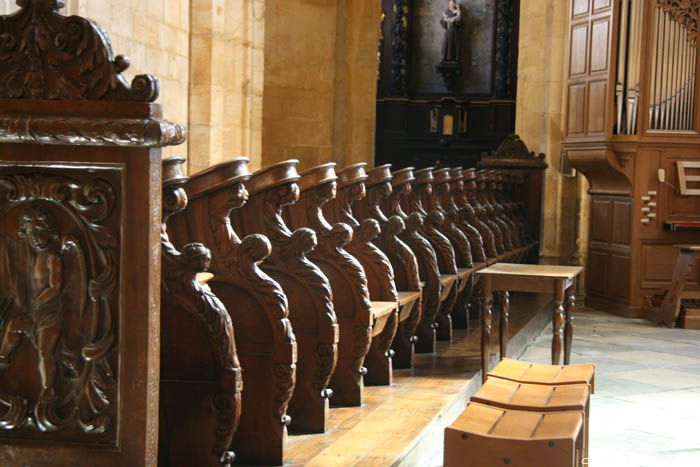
left=16, top=0, right=65, bottom=10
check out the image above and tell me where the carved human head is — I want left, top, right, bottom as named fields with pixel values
left=182, top=243, right=212, bottom=272
left=19, top=205, right=60, bottom=252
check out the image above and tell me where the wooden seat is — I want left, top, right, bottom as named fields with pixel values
left=650, top=245, right=700, bottom=328
left=488, top=358, right=596, bottom=393
left=323, top=163, right=400, bottom=386
left=168, top=159, right=297, bottom=465
left=229, top=159, right=339, bottom=434
left=473, top=377, right=590, bottom=460
left=353, top=164, right=424, bottom=369
left=444, top=402, right=584, bottom=467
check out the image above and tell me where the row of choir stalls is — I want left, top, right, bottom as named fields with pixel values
left=376, top=0, right=521, bottom=170
left=0, top=2, right=552, bottom=466
left=562, top=0, right=700, bottom=327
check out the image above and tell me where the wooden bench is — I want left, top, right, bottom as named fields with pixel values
left=159, top=157, right=241, bottom=466
left=488, top=358, right=596, bottom=393
left=229, top=159, right=339, bottom=434
left=473, top=377, right=590, bottom=460
left=354, top=164, right=423, bottom=369
left=444, top=403, right=584, bottom=467
left=167, top=159, right=297, bottom=465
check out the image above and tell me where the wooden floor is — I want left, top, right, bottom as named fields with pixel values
left=241, top=292, right=553, bottom=467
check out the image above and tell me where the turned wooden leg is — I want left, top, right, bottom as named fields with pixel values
left=481, top=276, right=493, bottom=383
left=552, top=279, right=565, bottom=365
left=564, top=281, right=575, bottom=365
left=499, top=290, right=510, bottom=360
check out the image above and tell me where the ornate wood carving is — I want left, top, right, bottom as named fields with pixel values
left=495, top=0, right=517, bottom=98
left=383, top=168, right=443, bottom=354
left=0, top=0, right=159, bottom=102
left=658, top=0, right=698, bottom=44
left=462, top=168, right=499, bottom=260
left=0, top=167, right=120, bottom=440
left=480, top=134, right=547, bottom=168
left=158, top=157, right=241, bottom=467
left=432, top=168, right=474, bottom=269
left=229, top=160, right=338, bottom=434
left=353, top=165, right=423, bottom=369
left=166, top=159, right=296, bottom=466
left=391, top=0, right=409, bottom=96
left=284, top=164, right=373, bottom=406
left=479, top=170, right=516, bottom=253
left=324, top=163, right=399, bottom=386
left=449, top=168, right=488, bottom=264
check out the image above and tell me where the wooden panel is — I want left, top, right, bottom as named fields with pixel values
left=612, top=198, right=631, bottom=244
left=587, top=80, right=607, bottom=133
left=609, top=253, right=630, bottom=299
left=664, top=155, right=700, bottom=220
left=570, top=24, right=588, bottom=75
left=642, top=244, right=699, bottom=284
left=568, top=84, right=586, bottom=135
left=593, top=0, right=611, bottom=12
left=588, top=250, right=607, bottom=295
left=590, top=18, right=610, bottom=72
left=590, top=198, right=611, bottom=241
left=573, top=0, right=590, bottom=17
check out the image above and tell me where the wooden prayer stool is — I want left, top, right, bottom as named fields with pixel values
left=488, top=359, right=596, bottom=393
left=159, top=157, right=242, bottom=466
left=285, top=163, right=396, bottom=405
left=477, top=263, right=583, bottom=382
left=353, top=164, right=423, bottom=369
left=444, top=403, right=584, bottom=467
left=167, top=159, right=297, bottom=465
left=229, top=159, right=339, bottom=434
left=473, top=377, right=590, bottom=460
left=651, top=244, right=700, bottom=328
left=384, top=168, right=456, bottom=353
left=404, top=167, right=460, bottom=341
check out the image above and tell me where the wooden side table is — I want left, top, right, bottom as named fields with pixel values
left=477, top=263, right=583, bottom=381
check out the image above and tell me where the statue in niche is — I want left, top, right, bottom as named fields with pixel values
left=440, top=0, right=462, bottom=62
left=436, top=1, right=463, bottom=90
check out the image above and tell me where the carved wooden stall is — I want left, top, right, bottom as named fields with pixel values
left=285, top=164, right=397, bottom=404
left=159, top=157, right=241, bottom=466
left=383, top=168, right=451, bottom=354
left=323, top=163, right=400, bottom=385
left=229, top=160, right=339, bottom=434
left=167, top=160, right=296, bottom=465
left=562, top=0, right=700, bottom=319
left=402, top=168, right=460, bottom=341
left=0, top=1, right=182, bottom=464
left=352, top=165, right=423, bottom=369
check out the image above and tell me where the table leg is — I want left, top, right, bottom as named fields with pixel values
left=552, top=278, right=565, bottom=365
left=499, top=290, right=509, bottom=360
left=564, top=280, right=576, bottom=365
left=481, top=276, right=493, bottom=383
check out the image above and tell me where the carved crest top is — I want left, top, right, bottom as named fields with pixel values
left=412, top=167, right=434, bottom=186
left=337, top=163, right=368, bottom=188
left=478, top=134, right=547, bottom=169
left=449, top=167, right=464, bottom=181
left=390, top=167, right=415, bottom=187
left=184, top=158, right=251, bottom=200
left=658, top=0, right=698, bottom=44
left=297, top=163, right=338, bottom=192
left=246, top=159, right=300, bottom=195
left=366, top=164, right=393, bottom=187
left=0, top=0, right=161, bottom=102
left=432, top=168, right=452, bottom=185
left=162, top=156, right=188, bottom=187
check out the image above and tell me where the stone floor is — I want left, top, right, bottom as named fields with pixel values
left=519, top=307, right=700, bottom=466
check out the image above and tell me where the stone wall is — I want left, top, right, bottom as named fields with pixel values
left=515, top=0, right=589, bottom=270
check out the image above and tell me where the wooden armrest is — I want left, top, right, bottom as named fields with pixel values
left=397, top=290, right=421, bottom=307
left=473, top=262, right=488, bottom=271
left=439, top=274, right=458, bottom=302
left=370, top=300, right=398, bottom=337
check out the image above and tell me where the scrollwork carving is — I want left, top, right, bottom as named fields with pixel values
left=658, top=0, right=698, bottom=44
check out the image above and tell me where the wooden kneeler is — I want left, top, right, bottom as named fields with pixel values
left=488, top=358, right=596, bottom=393
left=473, top=378, right=590, bottom=460
left=444, top=403, right=584, bottom=467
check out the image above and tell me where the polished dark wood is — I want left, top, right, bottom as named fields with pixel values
left=649, top=245, right=700, bottom=328
left=159, top=157, right=241, bottom=466
left=0, top=2, right=180, bottom=464
left=167, top=159, right=297, bottom=465
left=382, top=168, right=443, bottom=353
left=229, top=160, right=339, bottom=434
left=284, top=164, right=373, bottom=407
left=323, top=163, right=399, bottom=386
left=353, top=164, right=423, bottom=369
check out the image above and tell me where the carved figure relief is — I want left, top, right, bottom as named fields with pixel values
left=0, top=166, right=120, bottom=444
left=440, top=1, right=462, bottom=62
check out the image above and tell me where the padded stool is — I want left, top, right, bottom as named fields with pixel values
left=444, top=402, right=584, bottom=467
left=488, top=358, right=595, bottom=393
left=473, top=377, right=590, bottom=460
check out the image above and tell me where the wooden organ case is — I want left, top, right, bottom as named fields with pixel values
left=563, top=0, right=700, bottom=318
